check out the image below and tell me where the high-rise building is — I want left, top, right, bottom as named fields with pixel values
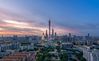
left=45, top=30, right=48, bottom=39
left=69, top=33, right=71, bottom=37
left=68, top=33, right=72, bottom=42
left=88, top=33, right=90, bottom=37
left=52, top=28, right=54, bottom=38
left=41, top=32, right=45, bottom=43
left=54, top=32, right=57, bottom=40
left=49, top=19, right=51, bottom=39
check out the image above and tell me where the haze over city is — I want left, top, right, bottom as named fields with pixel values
left=0, top=0, right=99, bottom=36
left=1, top=0, right=99, bottom=61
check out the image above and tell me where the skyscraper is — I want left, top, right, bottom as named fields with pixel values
left=49, top=19, right=51, bottom=39
left=52, top=28, right=54, bottom=39
left=52, top=29, right=54, bottom=36
left=55, top=32, right=57, bottom=39
left=88, top=33, right=90, bottom=37
left=45, top=30, right=48, bottom=39
left=68, top=33, right=72, bottom=42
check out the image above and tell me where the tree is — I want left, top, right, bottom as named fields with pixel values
left=60, top=52, right=68, bottom=61
left=36, top=53, right=44, bottom=61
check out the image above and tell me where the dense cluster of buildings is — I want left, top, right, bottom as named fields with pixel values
left=0, top=35, right=41, bottom=60
left=0, top=20, right=99, bottom=61
left=0, top=52, right=35, bottom=61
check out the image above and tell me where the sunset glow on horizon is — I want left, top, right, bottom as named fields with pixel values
left=0, top=0, right=99, bottom=36
left=0, top=6, right=77, bottom=36
left=0, top=18, right=76, bottom=36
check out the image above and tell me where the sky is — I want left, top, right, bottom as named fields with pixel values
left=0, top=0, right=99, bottom=36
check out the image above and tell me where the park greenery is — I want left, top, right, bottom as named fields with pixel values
left=36, top=43, right=86, bottom=61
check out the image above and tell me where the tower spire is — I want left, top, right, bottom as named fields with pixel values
left=49, top=19, right=51, bottom=39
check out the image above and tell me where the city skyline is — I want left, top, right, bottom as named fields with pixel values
left=0, top=0, right=99, bottom=36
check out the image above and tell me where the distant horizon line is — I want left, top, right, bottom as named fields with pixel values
left=0, top=34, right=98, bottom=37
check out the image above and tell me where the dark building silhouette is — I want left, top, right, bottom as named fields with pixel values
left=49, top=19, right=51, bottom=39
left=52, top=28, right=54, bottom=38
left=45, top=30, right=48, bottom=39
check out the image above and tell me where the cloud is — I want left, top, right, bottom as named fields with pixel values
left=0, top=8, right=78, bottom=36
left=0, top=19, right=45, bottom=35
left=2, top=19, right=33, bottom=29
left=0, top=28, right=4, bottom=30
left=0, top=8, right=45, bottom=35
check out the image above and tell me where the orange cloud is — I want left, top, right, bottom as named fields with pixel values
left=0, top=28, right=4, bottom=30
left=0, top=8, right=78, bottom=36
left=0, top=30, right=43, bottom=36
left=2, top=19, right=33, bottom=29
